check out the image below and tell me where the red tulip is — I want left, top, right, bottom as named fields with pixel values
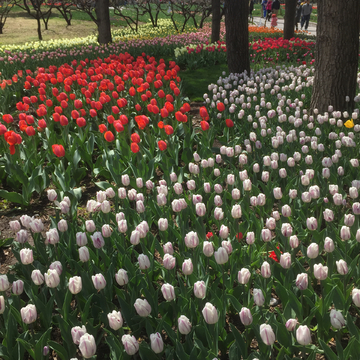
left=104, top=131, right=115, bottom=142
left=99, top=124, right=107, bottom=133
left=26, top=126, right=36, bottom=136
left=217, top=102, right=225, bottom=112
left=164, top=125, right=174, bottom=135
left=113, top=121, right=124, bottom=132
left=200, top=121, right=209, bottom=131
left=225, top=119, right=234, bottom=128
left=158, top=140, right=167, bottom=151
left=131, top=142, right=140, bottom=153
left=131, top=133, right=140, bottom=143
left=52, top=144, right=65, bottom=158
left=38, top=119, right=47, bottom=128
left=76, top=117, right=86, bottom=127
left=199, top=106, right=209, bottom=120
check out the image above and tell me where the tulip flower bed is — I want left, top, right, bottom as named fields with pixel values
left=174, top=38, right=315, bottom=70
left=2, top=54, right=360, bottom=359
left=0, top=52, right=200, bottom=206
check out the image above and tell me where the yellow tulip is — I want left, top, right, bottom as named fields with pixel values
left=344, top=119, right=354, bottom=128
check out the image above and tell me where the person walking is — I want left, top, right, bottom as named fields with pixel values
left=295, top=0, right=302, bottom=30
left=271, top=0, right=280, bottom=16
left=249, top=0, right=255, bottom=22
left=261, top=0, right=267, bottom=18
left=266, top=0, right=273, bottom=21
left=300, top=0, right=312, bottom=30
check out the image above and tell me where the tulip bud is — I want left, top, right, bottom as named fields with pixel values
left=158, top=218, right=168, bottom=231
left=307, top=243, right=319, bottom=259
left=281, top=223, right=293, bottom=237
left=178, top=315, right=192, bottom=334
left=76, top=232, right=87, bottom=246
left=202, top=302, right=218, bottom=324
left=289, top=189, right=297, bottom=199
left=20, top=304, right=37, bottom=324
left=102, top=224, right=112, bottom=238
left=69, top=276, right=82, bottom=294
left=47, top=189, right=57, bottom=201
left=314, top=263, right=328, bottom=280
left=108, top=310, right=123, bottom=330
left=260, top=324, right=275, bottom=345
left=194, top=280, right=206, bottom=299
left=239, top=307, right=253, bottom=326
left=115, top=269, right=128, bottom=286
left=85, top=220, right=96, bottom=232
left=122, top=335, right=139, bottom=355
left=79, top=246, right=90, bottom=262
left=261, top=229, right=272, bottom=242
left=182, top=258, right=193, bottom=275
left=57, top=219, right=68, bottom=232
left=20, top=215, right=32, bottom=228
left=45, top=269, right=60, bottom=288
left=336, top=259, right=348, bottom=275
left=330, top=309, right=345, bottom=329
left=29, top=218, right=44, bottom=233
left=92, top=273, right=106, bottom=290
left=91, top=232, right=105, bottom=249
left=352, top=289, right=360, bottom=307
left=289, top=235, right=299, bottom=249
left=203, top=241, right=214, bottom=257
left=324, top=237, right=335, bottom=252
left=221, top=240, right=232, bottom=255
left=261, top=261, right=271, bottom=278
left=79, top=333, right=96, bottom=359
left=16, top=230, right=29, bottom=244
left=12, top=279, right=24, bottom=295
left=138, top=254, right=151, bottom=270
left=214, top=247, right=228, bottom=264
left=295, top=273, right=308, bottom=290
left=31, top=270, right=44, bottom=285
left=150, top=332, right=164, bottom=354
left=296, top=325, right=311, bottom=345
left=232, top=188, right=241, bottom=200
left=20, top=248, right=33, bottom=265
left=265, top=217, right=276, bottom=230
left=163, top=242, right=174, bottom=255
left=340, top=226, right=351, bottom=240
left=161, top=283, right=176, bottom=301
left=286, top=318, right=298, bottom=331
left=280, top=252, right=291, bottom=269
left=71, top=326, right=87, bottom=345
left=237, top=268, right=251, bottom=284
left=306, top=217, right=317, bottom=230
left=134, top=298, right=152, bottom=317
left=273, top=187, right=283, bottom=199
left=160, top=254, right=174, bottom=271
left=0, top=296, right=5, bottom=314
left=203, top=182, right=211, bottom=193
left=246, top=232, right=255, bottom=245
left=184, top=231, right=199, bottom=248
left=253, top=288, right=265, bottom=306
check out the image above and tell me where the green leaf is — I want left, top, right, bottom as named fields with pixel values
left=48, top=341, right=68, bottom=360
left=81, top=294, right=94, bottom=324
left=229, top=323, right=247, bottom=358
left=319, top=339, right=338, bottom=360
left=347, top=313, right=359, bottom=341
left=17, top=338, right=35, bottom=360
left=227, top=294, right=242, bottom=313
left=34, top=328, right=52, bottom=360
left=175, top=340, right=190, bottom=360
left=95, top=181, right=112, bottom=190
left=0, top=190, right=25, bottom=205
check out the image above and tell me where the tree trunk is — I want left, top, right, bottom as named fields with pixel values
left=36, top=16, right=42, bottom=40
left=211, top=0, right=221, bottom=43
left=225, top=0, right=250, bottom=74
left=283, top=0, right=296, bottom=40
left=96, top=0, right=112, bottom=44
left=310, top=0, right=360, bottom=114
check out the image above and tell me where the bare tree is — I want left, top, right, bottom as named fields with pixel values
left=0, top=0, right=18, bottom=34
left=50, top=0, right=74, bottom=26
left=165, top=0, right=212, bottom=32
left=17, top=0, right=55, bottom=40
left=211, top=0, right=221, bottom=42
left=310, top=0, right=360, bottom=113
left=75, top=0, right=112, bottom=43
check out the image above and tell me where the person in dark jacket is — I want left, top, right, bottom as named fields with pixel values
left=271, top=0, right=280, bottom=16
left=295, top=1, right=302, bottom=30
left=249, top=0, right=255, bottom=22
left=301, top=0, right=312, bottom=30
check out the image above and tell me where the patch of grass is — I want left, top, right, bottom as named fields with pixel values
left=180, top=62, right=228, bottom=102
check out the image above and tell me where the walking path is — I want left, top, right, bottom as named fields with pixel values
left=252, top=16, right=317, bottom=37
